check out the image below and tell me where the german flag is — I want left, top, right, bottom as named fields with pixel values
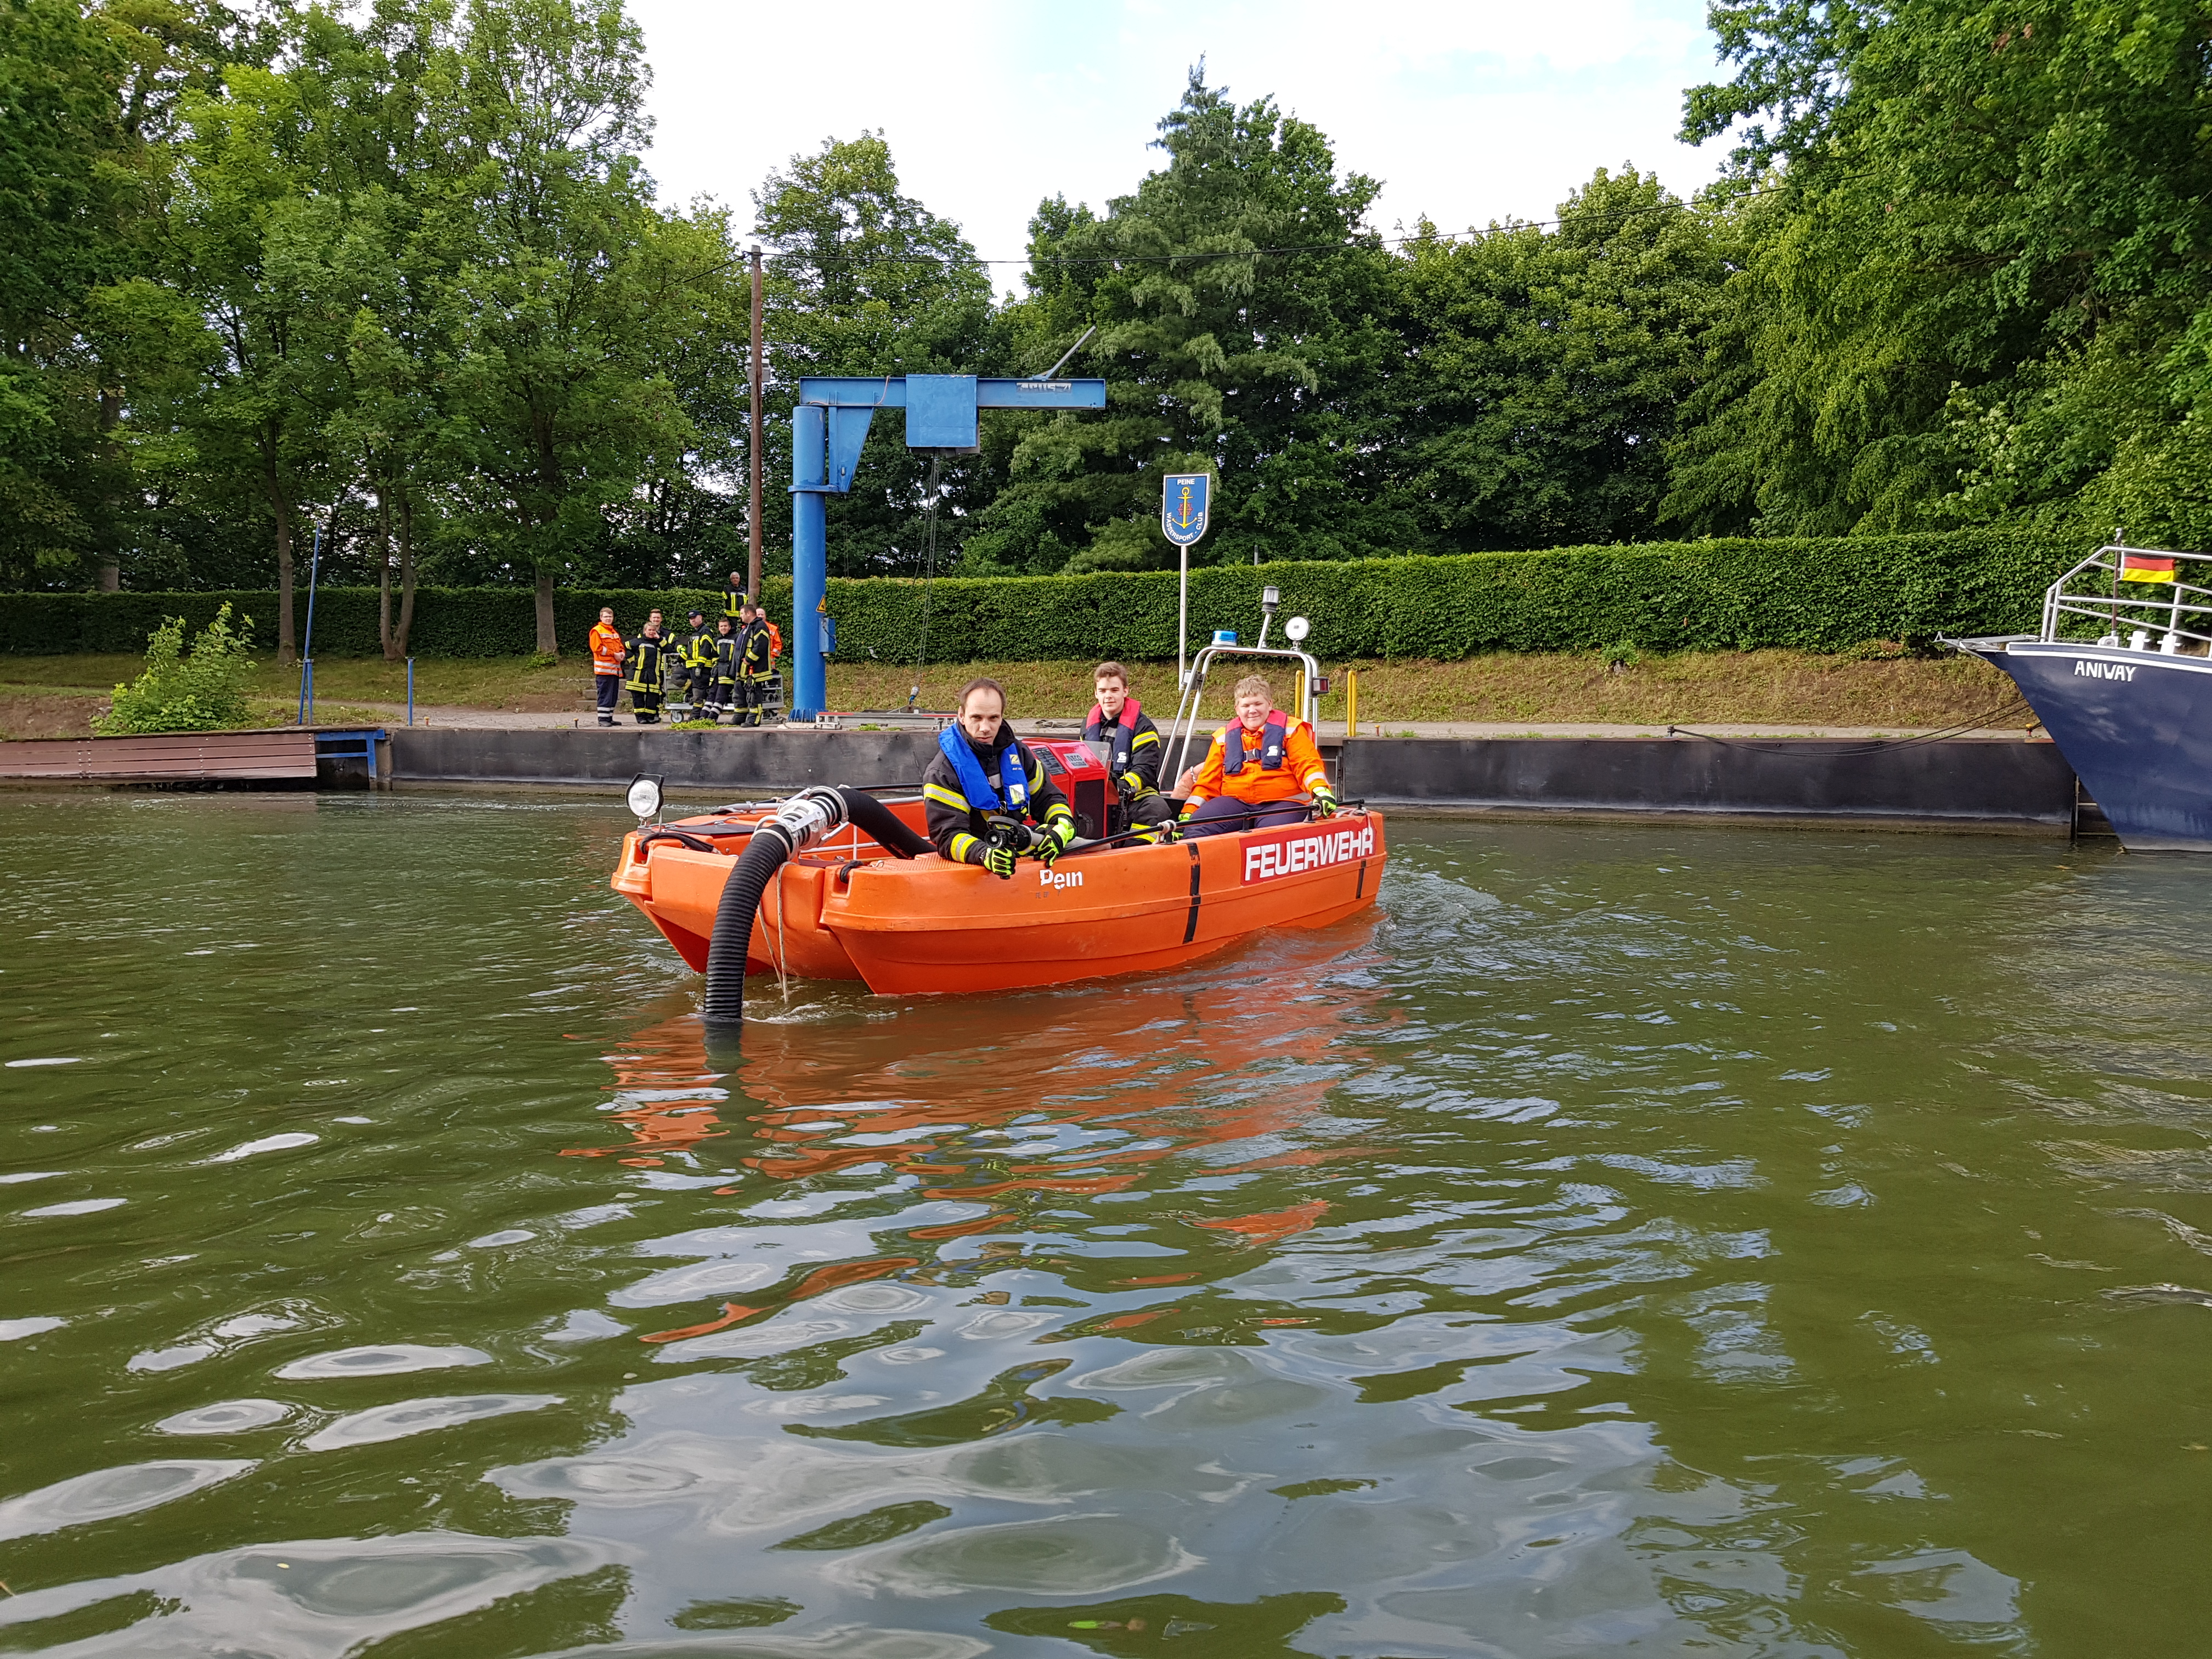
left=2121, top=551, right=2178, bottom=583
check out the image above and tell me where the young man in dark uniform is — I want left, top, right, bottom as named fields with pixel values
left=623, top=616, right=670, bottom=724
left=922, top=678, right=1076, bottom=877
left=1082, top=660, right=1176, bottom=840
left=708, top=616, right=738, bottom=723
left=733, top=603, right=775, bottom=727
left=679, top=609, right=715, bottom=718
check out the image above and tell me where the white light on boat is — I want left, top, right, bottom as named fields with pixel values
left=627, top=776, right=663, bottom=821
left=1285, top=616, right=1311, bottom=642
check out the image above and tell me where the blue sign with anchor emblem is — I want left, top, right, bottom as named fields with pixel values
left=1161, top=473, right=1211, bottom=546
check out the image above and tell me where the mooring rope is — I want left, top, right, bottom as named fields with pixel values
left=770, top=870, right=791, bottom=1001
left=1666, top=695, right=2038, bottom=758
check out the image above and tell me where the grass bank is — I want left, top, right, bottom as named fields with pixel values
left=2, top=649, right=2030, bottom=740
left=824, top=651, right=2029, bottom=730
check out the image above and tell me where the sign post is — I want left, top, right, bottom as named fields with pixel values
left=1161, top=472, right=1212, bottom=689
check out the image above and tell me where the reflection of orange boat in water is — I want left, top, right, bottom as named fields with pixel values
left=608, top=757, right=1385, bottom=1023
left=568, top=935, right=1392, bottom=1344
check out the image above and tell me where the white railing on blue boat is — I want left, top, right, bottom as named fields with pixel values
left=2040, top=544, right=2212, bottom=656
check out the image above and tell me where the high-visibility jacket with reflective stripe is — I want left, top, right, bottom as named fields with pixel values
left=623, top=635, right=669, bottom=693
left=589, top=623, right=625, bottom=678
left=922, top=730, right=1073, bottom=866
left=737, top=623, right=773, bottom=680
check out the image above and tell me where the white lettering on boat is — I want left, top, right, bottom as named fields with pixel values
left=1242, top=822, right=1376, bottom=884
left=1040, top=868, right=1084, bottom=890
left=2074, top=659, right=2137, bottom=681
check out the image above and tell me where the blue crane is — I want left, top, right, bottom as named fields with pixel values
left=788, top=373, right=1106, bottom=719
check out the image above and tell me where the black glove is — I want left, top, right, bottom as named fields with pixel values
left=1119, top=770, right=1146, bottom=797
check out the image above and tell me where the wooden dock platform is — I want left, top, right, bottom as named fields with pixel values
left=0, top=726, right=388, bottom=786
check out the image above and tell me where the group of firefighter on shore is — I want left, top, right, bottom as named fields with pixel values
left=924, top=663, right=1339, bottom=876
left=586, top=571, right=782, bottom=727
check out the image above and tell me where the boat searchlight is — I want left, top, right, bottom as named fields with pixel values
left=1285, top=616, right=1310, bottom=643
left=626, top=774, right=663, bottom=822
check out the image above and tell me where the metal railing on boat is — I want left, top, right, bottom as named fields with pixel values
left=2039, top=543, right=2212, bottom=655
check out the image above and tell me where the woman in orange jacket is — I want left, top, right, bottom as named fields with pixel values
left=1178, top=674, right=1338, bottom=838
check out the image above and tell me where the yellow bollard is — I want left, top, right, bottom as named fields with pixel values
left=1293, top=668, right=1306, bottom=722
left=1345, top=668, right=1359, bottom=738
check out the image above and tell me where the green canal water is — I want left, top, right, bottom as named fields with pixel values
left=3, top=790, right=2211, bottom=1656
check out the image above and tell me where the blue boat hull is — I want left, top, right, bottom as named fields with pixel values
left=1979, top=641, right=2212, bottom=850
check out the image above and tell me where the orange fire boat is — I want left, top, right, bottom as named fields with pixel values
left=612, top=762, right=1383, bottom=1007
left=610, top=629, right=1385, bottom=1033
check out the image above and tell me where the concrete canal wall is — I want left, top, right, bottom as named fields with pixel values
left=1334, top=736, right=2076, bottom=834
left=387, top=726, right=2078, bottom=835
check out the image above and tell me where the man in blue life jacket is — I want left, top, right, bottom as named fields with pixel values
left=922, top=678, right=1077, bottom=878
left=1082, top=660, right=1175, bottom=841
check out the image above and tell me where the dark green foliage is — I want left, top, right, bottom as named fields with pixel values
left=0, top=581, right=787, bottom=656
left=5, top=10, right=2190, bottom=603
left=1385, top=168, right=1728, bottom=550
left=1669, top=0, right=2212, bottom=543
left=0, top=530, right=2076, bottom=659
left=968, top=71, right=1400, bottom=574
left=0, top=0, right=132, bottom=589
left=753, top=133, right=999, bottom=579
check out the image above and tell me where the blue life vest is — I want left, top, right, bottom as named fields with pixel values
left=1220, top=712, right=1289, bottom=776
left=938, top=726, right=1030, bottom=812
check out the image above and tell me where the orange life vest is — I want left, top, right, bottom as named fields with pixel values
left=1186, top=712, right=1330, bottom=807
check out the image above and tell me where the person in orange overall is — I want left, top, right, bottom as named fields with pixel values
left=1178, top=673, right=1338, bottom=837
left=588, top=607, right=625, bottom=726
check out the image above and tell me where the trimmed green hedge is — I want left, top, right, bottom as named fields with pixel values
left=0, top=530, right=2079, bottom=660
left=0, top=583, right=794, bottom=658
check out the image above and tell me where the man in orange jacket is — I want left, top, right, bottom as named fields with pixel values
left=588, top=607, right=625, bottom=726
left=1178, top=673, right=1338, bottom=837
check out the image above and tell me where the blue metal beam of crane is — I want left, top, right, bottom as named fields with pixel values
left=787, top=374, right=1106, bottom=720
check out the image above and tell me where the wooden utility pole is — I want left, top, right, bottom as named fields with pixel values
left=747, top=246, right=764, bottom=602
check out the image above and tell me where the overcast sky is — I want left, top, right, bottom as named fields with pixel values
left=625, top=0, right=1731, bottom=280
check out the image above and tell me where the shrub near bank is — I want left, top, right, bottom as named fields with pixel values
left=0, top=529, right=2075, bottom=661
left=97, top=605, right=258, bottom=734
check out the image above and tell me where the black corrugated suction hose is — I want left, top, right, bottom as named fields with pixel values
left=700, top=827, right=792, bottom=1033
left=836, top=786, right=930, bottom=858
left=699, top=787, right=929, bottom=1039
